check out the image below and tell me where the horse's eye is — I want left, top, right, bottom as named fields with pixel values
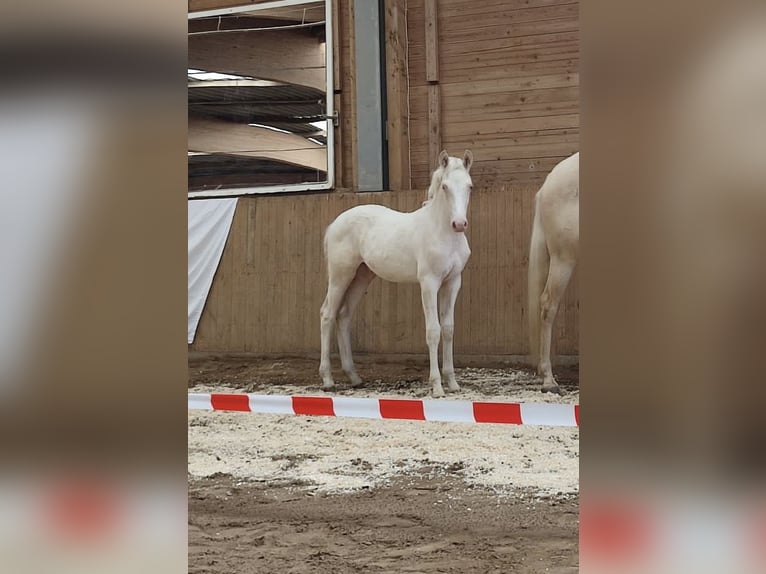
left=442, top=184, right=448, bottom=192
left=469, top=185, right=474, bottom=192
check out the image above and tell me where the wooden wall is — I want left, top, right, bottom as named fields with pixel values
left=405, top=0, right=579, bottom=189
left=190, top=189, right=578, bottom=356
left=188, top=0, right=580, bottom=358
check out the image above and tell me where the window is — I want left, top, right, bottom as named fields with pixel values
left=188, top=0, right=334, bottom=197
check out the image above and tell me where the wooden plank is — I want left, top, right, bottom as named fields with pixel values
left=424, top=113, right=580, bottom=140
left=228, top=200, right=248, bottom=350
left=432, top=39, right=580, bottom=68
left=440, top=60, right=579, bottom=85
left=411, top=131, right=579, bottom=154
left=409, top=31, right=579, bottom=61
left=439, top=0, right=576, bottom=16
left=439, top=3, right=579, bottom=33
left=439, top=0, right=569, bottom=8
left=427, top=84, right=441, bottom=168
left=424, top=0, right=439, bottom=82
left=440, top=95, right=579, bottom=123
left=515, top=188, right=528, bottom=352
left=384, top=0, right=411, bottom=190
left=411, top=72, right=579, bottom=99
left=421, top=13, right=579, bottom=44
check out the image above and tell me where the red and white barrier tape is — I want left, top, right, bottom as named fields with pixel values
left=188, top=393, right=580, bottom=427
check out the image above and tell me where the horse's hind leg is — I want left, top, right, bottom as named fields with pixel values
left=336, top=263, right=375, bottom=387
left=319, top=264, right=358, bottom=390
left=539, top=256, right=575, bottom=394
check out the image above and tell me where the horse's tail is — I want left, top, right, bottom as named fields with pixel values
left=527, top=192, right=548, bottom=367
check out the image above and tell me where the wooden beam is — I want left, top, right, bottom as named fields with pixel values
left=189, top=28, right=325, bottom=91
left=424, top=0, right=439, bottom=82
left=424, top=0, right=441, bottom=165
left=188, top=117, right=327, bottom=171
left=427, top=83, right=441, bottom=168
left=384, top=0, right=411, bottom=190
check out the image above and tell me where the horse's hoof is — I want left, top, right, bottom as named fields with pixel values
left=321, top=383, right=336, bottom=392
left=446, top=384, right=461, bottom=393
left=432, top=388, right=446, bottom=398
left=541, top=385, right=563, bottom=396
left=350, top=379, right=364, bottom=389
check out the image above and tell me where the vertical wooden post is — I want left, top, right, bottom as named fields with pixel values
left=427, top=84, right=441, bottom=166
left=424, top=0, right=441, bottom=165
left=384, top=0, right=411, bottom=190
left=424, top=0, right=439, bottom=83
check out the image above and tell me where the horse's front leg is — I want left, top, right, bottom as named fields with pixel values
left=419, top=277, right=444, bottom=397
left=438, top=274, right=462, bottom=392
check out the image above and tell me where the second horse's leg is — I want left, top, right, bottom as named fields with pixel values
left=336, top=264, right=375, bottom=387
left=420, top=277, right=444, bottom=397
left=439, top=274, right=463, bottom=392
left=539, top=256, right=575, bottom=394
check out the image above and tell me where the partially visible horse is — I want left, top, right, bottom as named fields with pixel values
left=528, top=152, right=579, bottom=394
left=320, top=150, right=474, bottom=397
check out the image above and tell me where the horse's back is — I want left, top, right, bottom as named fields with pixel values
left=326, top=204, right=403, bottom=244
left=542, top=152, right=578, bottom=197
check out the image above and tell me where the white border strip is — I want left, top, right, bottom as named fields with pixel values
left=520, top=403, right=578, bottom=427
left=188, top=393, right=213, bottom=411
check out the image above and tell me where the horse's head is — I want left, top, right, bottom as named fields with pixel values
left=433, top=149, right=473, bottom=232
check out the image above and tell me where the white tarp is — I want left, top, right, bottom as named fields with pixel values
left=188, top=198, right=238, bottom=343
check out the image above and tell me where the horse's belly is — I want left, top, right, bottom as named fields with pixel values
left=364, top=253, right=418, bottom=283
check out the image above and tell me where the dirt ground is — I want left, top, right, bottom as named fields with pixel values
left=188, top=355, right=579, bottom=573
left=188, top=353, right=579, bottom=396
left=189, top=474, right=577, bottom=574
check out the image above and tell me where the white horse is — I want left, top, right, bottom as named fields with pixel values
left=319, top=150, right=474, bottom=397
left=528, top=152, right=579, bottom=394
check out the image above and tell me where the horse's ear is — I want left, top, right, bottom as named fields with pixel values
left=463, top=150, right=474, bottom=172
left=438, top=149, right=449, bottom=169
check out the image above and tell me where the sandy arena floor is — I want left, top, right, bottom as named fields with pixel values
left=188, top=355, right=579, bottom=573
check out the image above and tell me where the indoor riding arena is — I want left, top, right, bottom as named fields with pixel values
left=188, top=0, right=579, bottom=572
